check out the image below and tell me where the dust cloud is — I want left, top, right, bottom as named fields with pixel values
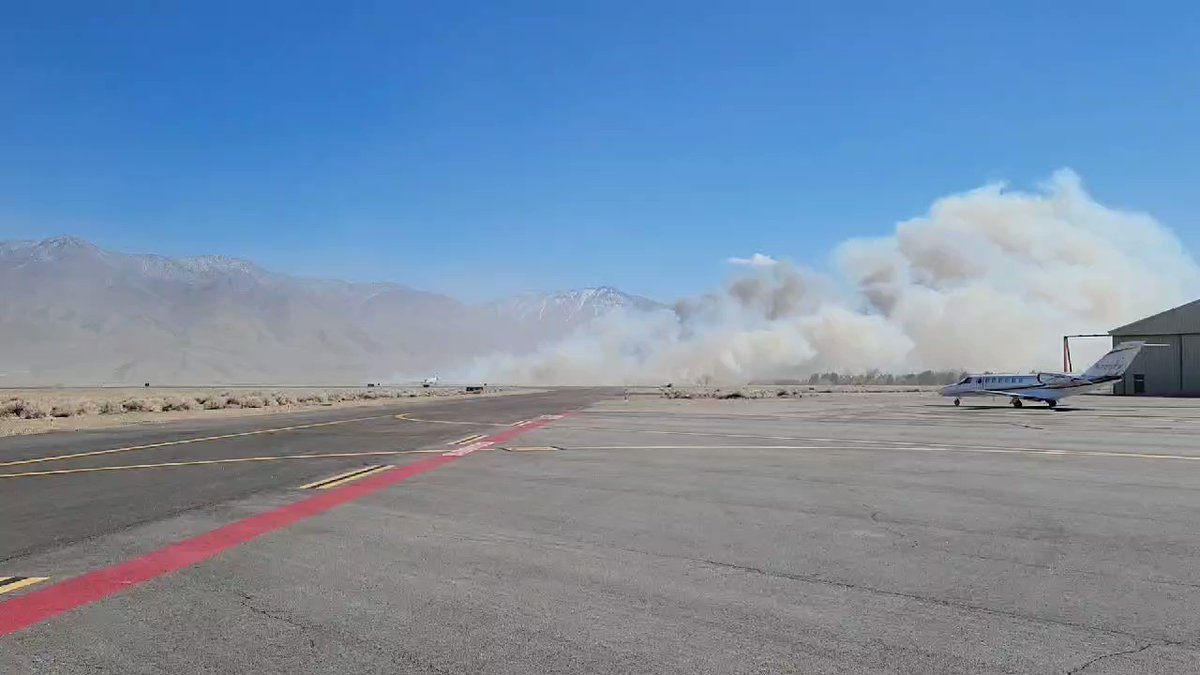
left=469, top=170, right=1200, bottom=385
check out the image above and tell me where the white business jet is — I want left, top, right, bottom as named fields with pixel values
left=939, top=341, right=1152, bottom=408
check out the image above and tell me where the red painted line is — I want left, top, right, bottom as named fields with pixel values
left=0, top=414, right=565, bottom=637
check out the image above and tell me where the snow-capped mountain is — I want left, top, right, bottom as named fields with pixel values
left=488, top=286, right=662, bottom=326
left=1, top=236, right=269, bottom=283
left=0, top=237, right=660, bottom=384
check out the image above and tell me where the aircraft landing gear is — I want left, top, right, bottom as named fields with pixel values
left=954, top=398, right=961, bottom=407
left=1047, top=400, right=1057, bottom=409
left=1010, top=397, right=1023, bottom=408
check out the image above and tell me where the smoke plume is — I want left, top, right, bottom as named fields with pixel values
left=470, top=170, right=1200, bottom=384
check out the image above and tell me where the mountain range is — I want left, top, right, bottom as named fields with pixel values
left=0, top=237, right=660, bottom=385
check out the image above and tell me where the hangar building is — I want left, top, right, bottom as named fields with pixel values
left=1110, top=299, right=1200, bottom=396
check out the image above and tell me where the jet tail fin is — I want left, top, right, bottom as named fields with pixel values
left=1081, top=341, right=1150, bottom=380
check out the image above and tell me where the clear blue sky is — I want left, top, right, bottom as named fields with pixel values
left=3, top=1, right=1197, bottom=302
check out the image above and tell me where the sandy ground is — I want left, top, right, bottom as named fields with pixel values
left=0, top=385, right=528, bottom=437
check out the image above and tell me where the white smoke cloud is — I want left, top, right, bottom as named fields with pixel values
left=727, top=253, right=779, bottom=267
left=468, top=170, right=1200, bottom=384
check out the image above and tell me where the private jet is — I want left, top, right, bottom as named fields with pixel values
left=939, top=341, right=1152, bottom=408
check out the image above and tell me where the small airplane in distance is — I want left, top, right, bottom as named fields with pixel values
left=422, top=376, right=439, bottom=387
left=939, top=341, right=1155, bottom=408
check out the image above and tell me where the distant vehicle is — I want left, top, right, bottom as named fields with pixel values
left=939, top=341, right=1155, bottom=408
left=422, top=376, right=439, bottom=387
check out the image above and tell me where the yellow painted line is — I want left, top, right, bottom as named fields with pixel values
left=394, top=413, right=509, bottom=428
left=314, top=465, right=393, bottom=489
left=570, top=445, right=857, bottom=451
left=549, top=424, right=915, bottom=444
left=566, top=445, right=1200, bottom=461
left=297, top=465, right=386, bottom=490
left=0, top=414, right=395, bottom=469
left=548, top=423, right=1157, bottom=455
left=0, top=450, right=443, bottom=479
left=450, top=433, right=486, bottom=445
left=0, top=576, right=49, bottom=595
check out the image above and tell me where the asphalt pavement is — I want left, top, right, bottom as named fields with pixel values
left=0, top=388, right=610, bottom=563
left=3, top=390, right=1200, bottom=674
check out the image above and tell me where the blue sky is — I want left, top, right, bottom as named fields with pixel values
left=2, top=1, right=1197, bottom=302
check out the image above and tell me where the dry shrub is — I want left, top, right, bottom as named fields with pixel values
left=1, top=399, right=51, bottom=419
left=0, top=398, right=23, bottom=418
left=162, top=396, right=199, bottom=412
left=50, top=401, right=85, bottom=417
left=23, top=401, right=51, bottom=419
left=122, top=397, right=163, bottom=413
left=200, top=394, right=230, bottom=410
left=245, top=391, right=274, bottom=407
left=98, top=399, right=123, bottom=415
left=239, top=395, right=265, bottom=409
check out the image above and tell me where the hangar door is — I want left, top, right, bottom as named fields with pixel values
left=1182, top=334, right=1200, bottom=395
left=1116, top=335, right=1181, bottom=396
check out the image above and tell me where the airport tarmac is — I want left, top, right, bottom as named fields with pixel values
left=3, top=390, right=1200, bottom=673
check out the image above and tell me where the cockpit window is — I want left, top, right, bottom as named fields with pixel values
left=957, top=376, right=971, bottom=385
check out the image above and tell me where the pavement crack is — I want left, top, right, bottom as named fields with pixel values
left=642, top=551, right=1195, bottom=647
left=236, top=591, right=316, bottom=635
left=387, top=650, right=457, bottom=675
left=1065, top=642, right=1158, bottom=674
left=232, top=591, right=454, bottom=673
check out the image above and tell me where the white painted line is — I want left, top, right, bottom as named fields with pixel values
left=564, top=445, right=1200, bottom=462
left=442, top=441, right=493, bottom=457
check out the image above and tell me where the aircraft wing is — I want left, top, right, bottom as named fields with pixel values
left=978, top=389, right=1055, bottom=402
